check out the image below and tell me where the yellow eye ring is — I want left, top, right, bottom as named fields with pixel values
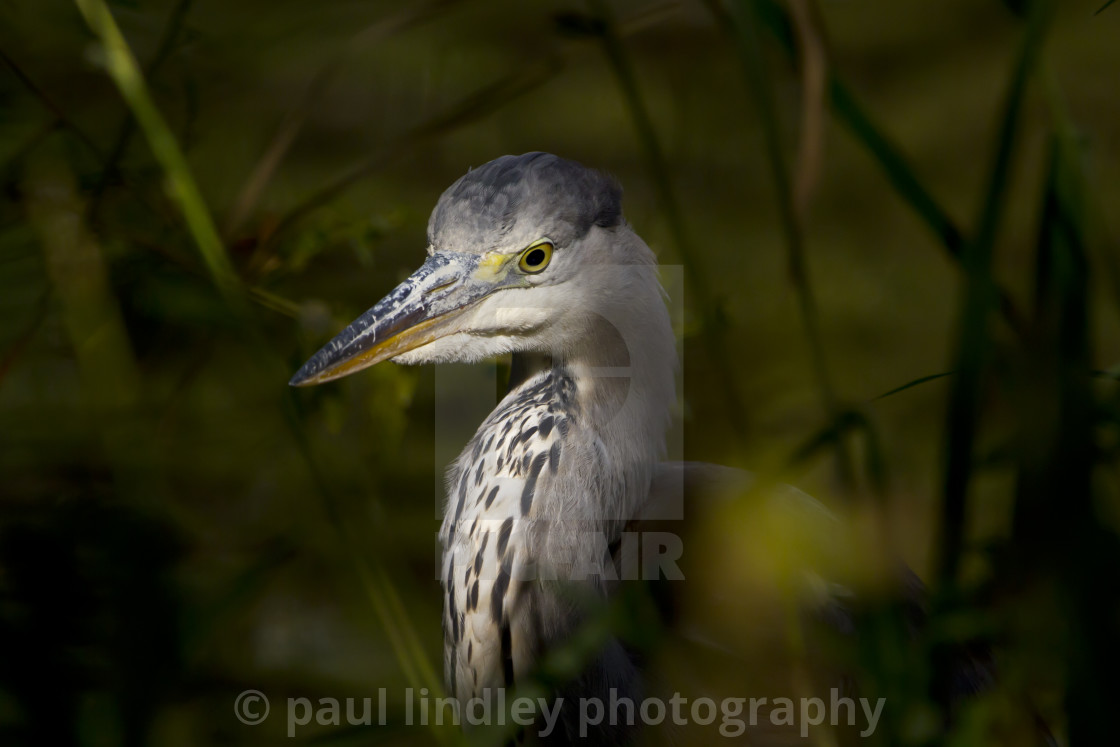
left=518, top=241, right=553, bottom=274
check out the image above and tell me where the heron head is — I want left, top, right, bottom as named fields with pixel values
left=290, top=152, right=649, bottom=386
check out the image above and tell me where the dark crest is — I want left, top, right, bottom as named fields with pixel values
left=428, top=152, right=623, bottom=252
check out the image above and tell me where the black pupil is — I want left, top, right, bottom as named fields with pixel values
left=525, top=248, right=546, bottom=267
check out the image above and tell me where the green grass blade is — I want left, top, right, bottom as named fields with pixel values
left=88, top=0, right=195, bottom=218
left=74, top=0, right=239, bottom=303
left=827, top=82, right=965, bottom=256
left=873, top=371, right=955, bottom=401
left=587, top=0, right=749, bottom=439
left=707, top=0, right=853, bottom=486
left=282, top=396, right=454, bottom=743
left=937, top=0, right=1057, bottom=590
left=752, top=0, right=1027, bottom=336
left=75, top=1, right=449, bottom=719
left=752, top=0, right=964, bottom=259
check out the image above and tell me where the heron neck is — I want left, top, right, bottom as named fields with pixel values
left=552, top=265, right=677, bottom=522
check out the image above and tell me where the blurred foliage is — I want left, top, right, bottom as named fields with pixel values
left=1, top=0, right=1118, bottom=745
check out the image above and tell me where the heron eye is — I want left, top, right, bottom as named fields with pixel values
left=518, top=241, right=553, bottom=274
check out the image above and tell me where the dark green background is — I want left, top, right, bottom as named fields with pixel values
left=1, top=0, right=1117, bottom=744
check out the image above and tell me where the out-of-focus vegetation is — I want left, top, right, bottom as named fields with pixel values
left=1, top=0, right=1117, bottom=744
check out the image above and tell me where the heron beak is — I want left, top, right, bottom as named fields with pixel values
left=290, top=251, right=502, bottom=386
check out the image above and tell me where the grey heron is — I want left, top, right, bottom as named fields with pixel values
left=292, top=152, right=686, bottom=741
left=289, top=152, right=1052, bottom=746
left=288, top=153, right=924, bottom=744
